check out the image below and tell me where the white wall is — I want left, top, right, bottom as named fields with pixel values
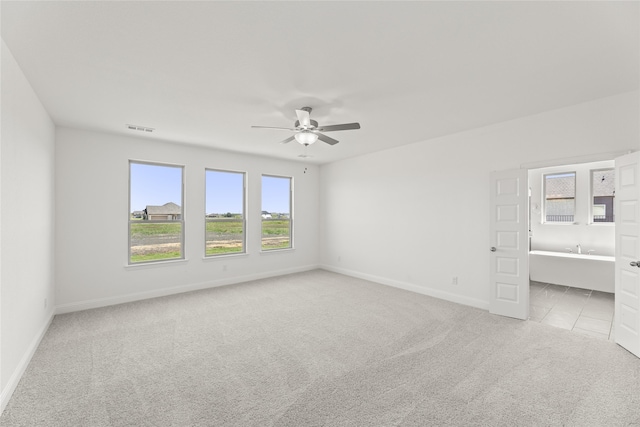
left=1, top=40, right=56, bottom=411
left=320, top=91, right=639, bottom=308
left=529, top=160, right=615, bottom=256
left=55, top=128, right=319, bottom=312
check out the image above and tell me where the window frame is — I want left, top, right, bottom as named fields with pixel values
left=204, top=168, right=247, bottom=257
left=590, top=167, right=615, bottom=225
left=543, top=171, right=576, bottom=224
left=128, top=160, right=185, bottom=265
left=261, top=174, right=293, bottom=252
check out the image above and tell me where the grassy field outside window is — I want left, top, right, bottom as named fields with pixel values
left=205, top=217, right=244, bottom=255
left=205, top=169, right=246, bottom=256
left=129, top=220, right=183, bottom=262
left=262, top=175, right=292, bottom=251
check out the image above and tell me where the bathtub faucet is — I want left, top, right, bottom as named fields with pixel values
left=576, top=244, right=582, bottom=254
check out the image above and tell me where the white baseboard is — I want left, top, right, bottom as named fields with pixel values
left=321, top=264, right=489, bottom=311
left=55, top=264, right=320, bottom=314
left=1, top=310, right=55, bottom=415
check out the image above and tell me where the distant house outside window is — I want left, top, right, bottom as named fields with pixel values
left=544, top=172, right=576, bottom=223
left=591, top=168, right=615, bottom=223
left=205, top=169, right=246, bottom=256
left=129, top=161, right=184, bottom=264
left=261, top=175, right=292, bottom=251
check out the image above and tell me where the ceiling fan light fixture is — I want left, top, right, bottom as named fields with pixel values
left=251, top=106, right=359, bottom=147
left=294, top=131, right=318, bottom=146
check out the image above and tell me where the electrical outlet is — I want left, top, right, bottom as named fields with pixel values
left=452, top=276, right=458, bottom=285
left=44, top=298, right=47, bottom=308
left=223, top=265, right=228, bottom=272
left=337, top=255, right=341, bottom=262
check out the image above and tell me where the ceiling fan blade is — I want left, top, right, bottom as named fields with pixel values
left=279, top=135, right=296, bottom=144
left=316, top=123, right=361, bottom=132
left=251, top=125, right=297, bottom=131
left=317, top=133, right=339, bottom=146
left=295, top=109, right=311, bottom=128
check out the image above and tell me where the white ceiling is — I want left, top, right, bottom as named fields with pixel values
left=2, top=1, right=638, bottom=164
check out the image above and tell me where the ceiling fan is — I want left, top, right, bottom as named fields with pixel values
left=251, top=107, right=361, bottom=146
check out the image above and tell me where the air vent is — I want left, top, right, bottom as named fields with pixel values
left=126, top=124, right=154, bottom=133
left=298, top=154, right=313, bottom=158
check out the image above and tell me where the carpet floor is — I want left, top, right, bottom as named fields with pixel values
left=2, top=269, right=640, bottom=426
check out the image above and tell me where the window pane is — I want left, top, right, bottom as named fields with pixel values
left=129, top=222, right=183, bottom=262
left=262, top=175, right=292, bottom=250
left=592, top=169, right=615, bottom=223
left=544, top=172, right=575, bottom=222
left=129, top=162, right=183, bottom=263
left=205, top=170, right=245, bottom=256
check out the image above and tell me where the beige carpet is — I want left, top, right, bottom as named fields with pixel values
left=2, top=269, right=640, bottom=426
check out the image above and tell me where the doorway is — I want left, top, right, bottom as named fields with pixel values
left=490, top=151, right=640, bottom=357
left=527, top=160, right=616, bottom=339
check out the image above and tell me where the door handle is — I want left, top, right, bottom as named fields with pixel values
left=490, top=247, right=497, bottom=252
left=631, top=261, right=640, bottom=268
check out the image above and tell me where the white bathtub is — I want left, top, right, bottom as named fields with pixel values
left=529, top=250, right=615, bottom=293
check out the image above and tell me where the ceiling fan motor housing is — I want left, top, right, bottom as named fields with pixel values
left=295, top=119, right=318, bottom=129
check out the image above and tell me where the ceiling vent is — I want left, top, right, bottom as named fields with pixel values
left=126, top=124, right=154, bottom=133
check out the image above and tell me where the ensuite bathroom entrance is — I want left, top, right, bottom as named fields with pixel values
left=489, top=151, right=640, bottom=358
left=527, top=159, right=616, bottom=339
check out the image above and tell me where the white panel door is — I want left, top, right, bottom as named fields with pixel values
left=490, top=169, right=529, bottom=320
left=615, top=152, right=640, bottom=357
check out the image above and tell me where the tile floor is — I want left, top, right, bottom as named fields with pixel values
left=529, top=281, right=615, bottom=341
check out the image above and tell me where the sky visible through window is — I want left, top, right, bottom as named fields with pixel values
left=206, top=170, right=243, bottom=215
left=548, top=172, right=574, bottom=178
left=262, top=175, right=290, bottom=215
left=130, top=163, right=182, bottom=212
left=130, top=163, right=290, bottom=215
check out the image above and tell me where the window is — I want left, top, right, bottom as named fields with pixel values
left=205, top=169, right=246, bottom=256
left=591, top=168, right=615, bottom=223
left=129, top=161, right=184, bottom=264
left=544, top=172, right=575, bottom=223
left=261, top=175, right=292, bottom=250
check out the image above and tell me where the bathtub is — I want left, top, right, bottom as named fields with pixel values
left=529, top=250, right=615, bottom=293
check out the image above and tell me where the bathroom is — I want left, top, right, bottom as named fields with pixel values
left=528, top=159, right=615, bottom=338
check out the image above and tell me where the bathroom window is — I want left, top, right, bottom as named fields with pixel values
left=205, top=169, right=246, bottom=256
left=261, top=175, right=292, bottom=251
left=129, top=161, right=184, bottom=264
left=544, top=172, right=575, bottom=223
left=591, top=168, right=615, bottom=223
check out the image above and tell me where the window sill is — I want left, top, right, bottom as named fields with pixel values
left=124, top=258, right=188, bottom=270
left=202, top=252, right=249, bottom=261
left=260, top=248, right=295, bottom=255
